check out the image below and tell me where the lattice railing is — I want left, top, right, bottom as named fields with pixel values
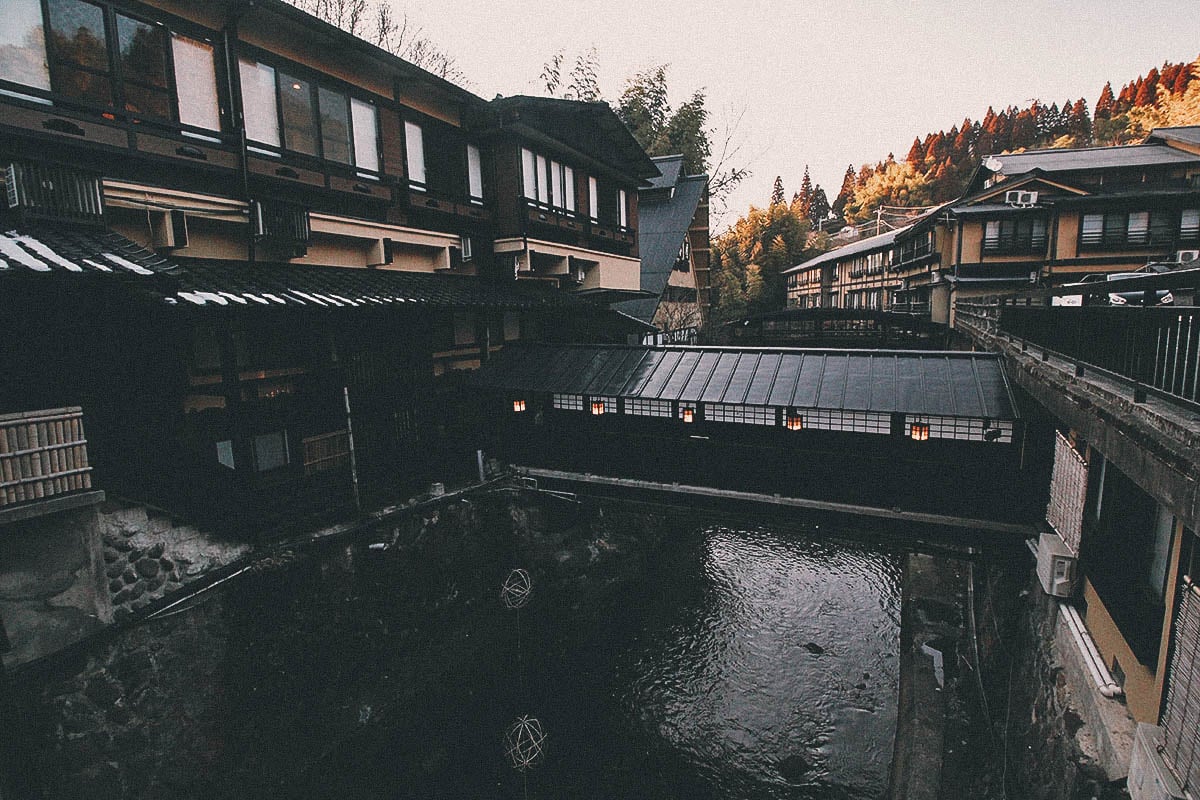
left=0, top=407, right=92, bottom=507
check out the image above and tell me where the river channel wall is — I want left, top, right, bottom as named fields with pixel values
left=973, top=549, right=1133, bottom=800
left=5, top=489, right=675, bottom=799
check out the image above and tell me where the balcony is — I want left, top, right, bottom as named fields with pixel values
left=0, top=407, right=94, bottom=517
left=957, top=271, right=1200, bottom=413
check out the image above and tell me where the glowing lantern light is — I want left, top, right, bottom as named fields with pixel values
left=512, top=399, right=526, bottom=413
left=786, top=414, right=804, bottom=431
left=910, top=422, right=930, bottom=441
left=681, top=407, right=695, bottom=423
left=591, top=400, right=605, bottom=415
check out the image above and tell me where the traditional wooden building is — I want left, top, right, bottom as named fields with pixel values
left=786, top=128, right=1200, bottom=325
left=0, top=0, right=657, bottom=527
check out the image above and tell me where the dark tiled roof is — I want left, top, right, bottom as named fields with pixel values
left=783, top=225, right=911, bottom=274
left=1147, top=126, right=1200, bottom=147
left=0, top=226, right=178, bottom=277
left=981, top=143, right=1200, bottom=175
left=474, top=344, right=1018, bottom=420
left=0, top=227, right=587, bottom=312
left=165, top=260, right=587, bottom=311
left=490, top=96, right=660, bottom=181
left=614, top=174, right=707, bottom=324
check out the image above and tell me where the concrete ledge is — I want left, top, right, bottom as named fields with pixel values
left=1052, top=606, right=1136, bottom=780
left=0, top=491, right=106, bottom=527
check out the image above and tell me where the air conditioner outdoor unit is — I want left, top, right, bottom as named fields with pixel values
left=1174, top=249, right=1199, bottom=264
left=1128, top=724, right=1186, bottom=800
left=1004, top=189, right=1039, bottom=206
left=1036, top=531, right=1078, bottom=598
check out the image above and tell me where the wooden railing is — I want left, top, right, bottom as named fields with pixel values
left=302, top=430, right=351, bottom=477
left=0, top=407, right=92, bottom=507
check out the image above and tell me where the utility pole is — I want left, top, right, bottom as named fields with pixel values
left=876, top=206, right=884, bottom=236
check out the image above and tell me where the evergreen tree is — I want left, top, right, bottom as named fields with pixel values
left=771, top=176, right=786, bottom=206
left=905, top=137, right=925, bottom=166
left=832, top=164, right=856, bottom=220
left=808, top=186, right=831, bottom=229
left=1095, top=82, right=1116, bottom=119
left=1172, top=63, right=1192, bottom=94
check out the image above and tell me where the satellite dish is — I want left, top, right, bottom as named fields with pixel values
left=984, top=156, right=1003, bottom=172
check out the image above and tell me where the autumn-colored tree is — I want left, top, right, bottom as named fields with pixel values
left=905, top=137, right=925, bottom=166
left=710, top=201, right=818, bottom=320
left=831, top=164, right=856, bottom=220
left=842, top=161, right=932, bottom=225
left=1095, top=83, right=1116, bottom=120
left=1128, top=57, right=1200, bottom=135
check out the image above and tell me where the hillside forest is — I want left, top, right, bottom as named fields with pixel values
left=709, top=56, right=1200, bottom=323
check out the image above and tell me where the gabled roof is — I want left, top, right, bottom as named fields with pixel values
left=953, top=170, right=1088, bottom=209
left=1146, top=126, right=1200, bottom=148
left=473, top=344, right=1018, bottom=421
left=646, top=155, right=684, bottom=192
left=489, top=96, right=660, bottom=182
left=614, top=172, right=707, bottom=324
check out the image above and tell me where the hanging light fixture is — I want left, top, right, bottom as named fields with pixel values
left=910, top=421, right=930, bottom=441
left=591, top=400, right=605, bottom=415
left=512, top=399, right=526, bottom=413
left=681, top=407, right=695, bottom=423
left=785, top=413, right=804, bottom=431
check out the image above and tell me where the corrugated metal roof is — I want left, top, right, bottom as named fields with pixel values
left=475, top=344, right=1018, bottom=420
left=983, top=143, right=1200, bottom=175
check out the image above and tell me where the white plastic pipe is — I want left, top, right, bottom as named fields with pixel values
left=1060, top=603, right=1124, bottom=698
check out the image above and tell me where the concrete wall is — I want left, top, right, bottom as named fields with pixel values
left=0, top=503, right=110, bottom=668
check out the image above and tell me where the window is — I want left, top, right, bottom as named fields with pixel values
left=318, top=86, right=351, bottom=164
left=252, top=430, right=290, bottom=472
left=551, top=393, right=584, bottom=411
left=983, top=217, right=1046, bottom=253
left=588, top=176, right=599, bottom=222
left=705, top=404, right=776, bottom=425
left=520, top=147, right=576, bottom=213
left=238, top=56, right=379, bottom=169
left=619, top=189, right=628, bottom=228
left=239, top=59, right=279, bottom=146
left=47, top=0, right=113, bottom=108
left=1, top=0, right=52, bottom=93
left=1081, top=209, right=1175, bottom=249
left=459, top=235, right=473, bottom=261
left=172, top=35, right=219, bottom=131
left=521, top=148, right=537, bottom=199
left=1181, top=208, right=1199, bottom=243
left=405, top=120, right=426, bottom=189
left=350, top=98, right=379, bottom=172
left=623, top=398, right=672, bottom=418
left=467, top=144, right=483, bottom=202
left=278, top=71, right=316, bottom=156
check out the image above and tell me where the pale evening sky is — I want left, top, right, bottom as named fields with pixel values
left=396, top=0, right=1200, bottom=229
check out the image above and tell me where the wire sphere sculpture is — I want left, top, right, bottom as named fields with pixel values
left=504, top=715, right=545, bottom=771
left=500, top=568, right=533, bottom=610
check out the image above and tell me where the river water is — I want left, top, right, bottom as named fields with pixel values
left=314, top=515, right=902, bottom=799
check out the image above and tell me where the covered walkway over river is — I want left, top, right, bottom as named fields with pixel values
left=471, top=344, right=1038, bottom=523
